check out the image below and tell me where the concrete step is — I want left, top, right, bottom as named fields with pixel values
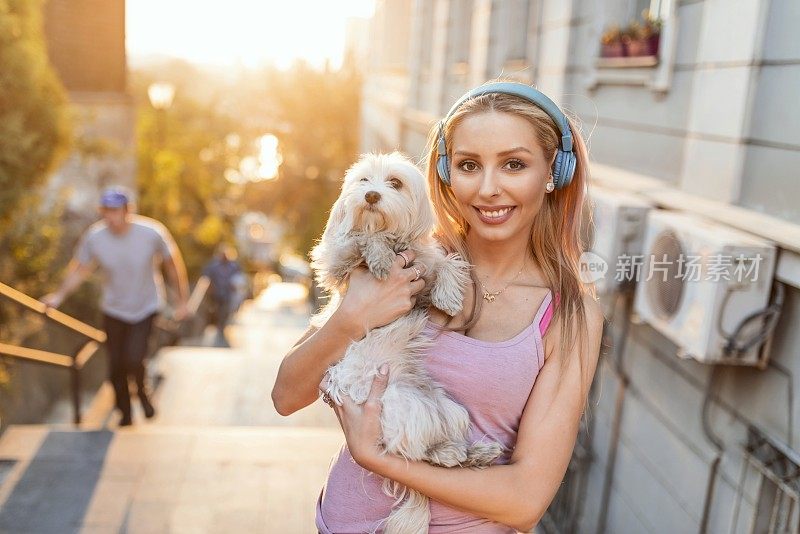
left=0, top=424, right=343, bottom=533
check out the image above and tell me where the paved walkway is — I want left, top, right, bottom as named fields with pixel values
left=0, top=283, right=343, bottom=533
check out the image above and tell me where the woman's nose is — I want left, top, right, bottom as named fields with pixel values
left=477, top=169, right=500, bottom=197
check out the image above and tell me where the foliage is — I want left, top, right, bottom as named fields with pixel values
left=0, top=0, right=70, bottom=236
left=132, top=63, right=246, bottom=279
left=0, top=0, right=71, bottom=333
left=601, top=25, right=623, bottom=45
left=0, top=0, right=71, bottom=397
left=601, top=10, right=662, bottom=45
left=133, top=59, right=362, bottom=274
left=239, top=62, right=362, bottom=256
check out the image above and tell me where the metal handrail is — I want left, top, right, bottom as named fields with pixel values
left=0, top=279, right=210, bottom=426
left=0, top=281, right=107, bottom=426
left=0, top=282, right=106, bottom=342
left=152, top=277, right=210, bottom=342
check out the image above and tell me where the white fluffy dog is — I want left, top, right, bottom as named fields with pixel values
left=311, top=152, right=503, bottom=534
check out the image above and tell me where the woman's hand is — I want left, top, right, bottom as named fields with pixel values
left=331, top=364, right=392, bottom=473
left=334, top=251, right=426, bottom=339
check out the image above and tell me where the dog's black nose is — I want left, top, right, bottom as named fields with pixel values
left=365, top=191, right=381, bottom=204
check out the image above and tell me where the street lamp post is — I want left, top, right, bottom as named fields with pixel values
left=147, top=82, right=175, bottom=149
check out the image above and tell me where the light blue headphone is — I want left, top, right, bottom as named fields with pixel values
left=436, top=82, right=576, bottom=190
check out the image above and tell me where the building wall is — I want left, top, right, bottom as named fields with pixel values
left=360, top=0, right=800, bottom=531
left=43, top=0, right=126, bottom=93
left=43, top=0, right=136, bottom=217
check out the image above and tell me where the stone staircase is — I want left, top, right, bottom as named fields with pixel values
left=0, top=289, right=342, bottom=533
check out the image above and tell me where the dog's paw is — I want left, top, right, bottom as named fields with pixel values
left=431, top=286, right=463, bottom=316
left=364, top=243, right=396, bottom=280
left=431, top=254, right=470, bottom=316
left=464, top=441, right=505, bottom=468
left=425, top=440, right=468, bottom=467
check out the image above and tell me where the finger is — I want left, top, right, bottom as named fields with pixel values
left=393, top=250, right=417, bottom=269
left=393, top=253, right=408, bottom=269
left=331, top=404, right=344, bottom=424
left=319, top=376, right=331, bottom=393
left=400, top=249, right=416, bottom=264
left=406, top=265, right=425, bottom=283
left=366, top=364, right=390, bottom=407
left=410, top=278, right=426, bottom=294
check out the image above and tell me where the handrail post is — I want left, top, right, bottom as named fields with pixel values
left=71, top=360, right=81, bottom=427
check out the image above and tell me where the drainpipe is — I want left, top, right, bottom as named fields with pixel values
left=596, top=290, right=633, bottom=534
left=699, top=367, right=724, bottom=534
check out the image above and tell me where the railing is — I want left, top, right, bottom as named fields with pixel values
left=0, top=278, right=210, bottom=427
left=538, top=419, right=594, bottom=534
left=152, top=276, right=210, bottom=347
left=0, top=281, right=106, bottom=426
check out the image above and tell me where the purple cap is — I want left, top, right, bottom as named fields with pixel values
left=99, top=187, right=130, bottom=208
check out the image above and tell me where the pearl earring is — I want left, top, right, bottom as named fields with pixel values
left=545, top=181, right=555, bottom=193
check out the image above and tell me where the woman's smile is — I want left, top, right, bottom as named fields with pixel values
left=474, top=205, right=516, bottom=224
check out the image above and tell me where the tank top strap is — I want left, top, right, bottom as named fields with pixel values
left=538, top=291, right=561, bottom=337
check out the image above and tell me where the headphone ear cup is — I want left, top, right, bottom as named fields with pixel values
left=437, top=154, right=451, bottom=186
left=552, top=150, right=577, bottom=189
left=561, top=151, right=577, bottom=189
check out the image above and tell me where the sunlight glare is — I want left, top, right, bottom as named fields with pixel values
left=127, top=0, right=375, bottom=68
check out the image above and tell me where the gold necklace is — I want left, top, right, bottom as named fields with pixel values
left=478, top=261, right=525, bottom=303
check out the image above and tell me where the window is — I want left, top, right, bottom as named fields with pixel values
left=449, top=0, right=473, bottom=64
left=506, top=0, right=530, bottom=61
left=732, top=426, right=800, bottom=533
left=588, top=0, right=676, bottom=93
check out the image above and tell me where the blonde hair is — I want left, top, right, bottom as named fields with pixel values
left=424, top=81, right=597, bottom=388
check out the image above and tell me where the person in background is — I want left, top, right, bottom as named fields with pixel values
left=200, top=244, right=243, bottom=347
left=42, top=186, right=189, bottom=426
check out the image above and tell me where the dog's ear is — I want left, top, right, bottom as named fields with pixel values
left=320, top=195, right=351, bottom=242
left=414, top=191, right=436, bottom=239
left=408, top=164, right=435, bottom=238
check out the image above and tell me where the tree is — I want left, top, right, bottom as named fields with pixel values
left=0, top=0, right=70, bottom=234
left=0, top=0, right=71, bottom=331
left=132, top=62, right=247, bottom=279
left=240, top=61, right=362, bottom=256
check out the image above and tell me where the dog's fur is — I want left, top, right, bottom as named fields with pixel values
left=311, top=152, right=504, bottom=534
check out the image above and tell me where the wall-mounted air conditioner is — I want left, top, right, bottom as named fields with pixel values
left=584, top=186, right=652, bottom=295
left=633, top=210, right=778, bottom=366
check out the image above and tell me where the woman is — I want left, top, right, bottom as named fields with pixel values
left=272, top=81, right=604, bottom=533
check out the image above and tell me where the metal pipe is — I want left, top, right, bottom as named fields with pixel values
left=699, top=367, right=724, bottom=534
left=596, top=291, right=634, bottom=534
left=71, top=363, right=81, bottom=427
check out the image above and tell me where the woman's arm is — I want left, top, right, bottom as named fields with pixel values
left=271, top=252, right=426, bottom=416
left=336, top=295, right=605, bottom=531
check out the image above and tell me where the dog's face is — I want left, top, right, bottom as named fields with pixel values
left=327, top=152, right=434, bottom=239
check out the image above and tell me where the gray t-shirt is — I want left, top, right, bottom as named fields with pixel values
left=76, top=215, right=175, bottom=323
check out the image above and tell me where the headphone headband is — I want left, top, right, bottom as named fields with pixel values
left=436, top=82, right=577, bottom=189
left=442, top=82, right=573, bottom=152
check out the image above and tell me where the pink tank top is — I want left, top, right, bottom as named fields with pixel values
left=316, top=290, right=558, bottom=534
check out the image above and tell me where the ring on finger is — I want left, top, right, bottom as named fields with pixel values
left=397, top=251, right=410, bottom=268
left=411, top=266, right=422, bottom=282
left=322, top=392, right=335, bottom=408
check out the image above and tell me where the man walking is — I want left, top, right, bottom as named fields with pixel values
left=42, top=187, right=189, bottom=426
left=200, top=244, right=244, bottom=347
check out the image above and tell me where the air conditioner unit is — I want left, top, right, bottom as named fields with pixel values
left=633, top=210, right=777, bottom=366
left=584, top=186, right=652, bottom=295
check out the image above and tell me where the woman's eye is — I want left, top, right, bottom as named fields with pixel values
left=388, top=178, right=402, bottom=189
left=506, top=159, right=526, bottom=171
left=459, top=161, right=479, bottom=172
